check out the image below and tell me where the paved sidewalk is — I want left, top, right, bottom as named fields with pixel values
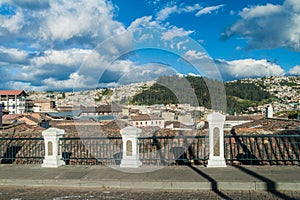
left=0, top=164, right=299, bottom=192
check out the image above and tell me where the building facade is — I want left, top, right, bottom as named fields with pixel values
left=131, top=114, right=165, bottom=129
left=0, top=90, right=28, bottom=114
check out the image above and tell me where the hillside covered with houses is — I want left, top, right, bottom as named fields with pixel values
left=0, top=75, right=299, bottom=138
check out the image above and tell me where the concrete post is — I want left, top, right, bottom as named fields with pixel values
left=42, top=128, right=65, bottom=168
left=120, top=126, right=142, bottom=168
left=207, top=112, right=226, bottom=167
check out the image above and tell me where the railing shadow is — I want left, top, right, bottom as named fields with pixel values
left=1, top=146, right=22, bottom=164
left=230, top=129, right=260, bottom=165
left=188, top=165, right=232, bottom=200
left=233, top=165, right=293, bottom=200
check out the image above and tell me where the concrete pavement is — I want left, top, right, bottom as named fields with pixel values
left=0, top=164, right=299, bottom=191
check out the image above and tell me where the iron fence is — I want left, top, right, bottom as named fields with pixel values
left=224, top=134, right=300, bottom=165
left=0, top=137, right=44, bottom=164
left=0, top=134, right=299, bottom=166
left=138, top=135, right=208, bottom=165
left=59, top=136, right=123, bottom=165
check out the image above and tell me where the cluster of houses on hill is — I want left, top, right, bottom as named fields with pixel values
left=0, top=90, right=299, bottom=135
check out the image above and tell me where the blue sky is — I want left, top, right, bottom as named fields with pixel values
left=0, top=0, right=299, bottom=91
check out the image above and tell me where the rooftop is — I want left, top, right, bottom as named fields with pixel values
left=131, top=114, right=164, bottom=121
left=0, top=90, right=26, bottom=96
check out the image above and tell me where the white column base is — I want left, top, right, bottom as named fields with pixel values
left=207, top=158, right=227, bottom=168
left=42, top=156, right=65, bottom=168
left=120, top=158, right=142, bottom=168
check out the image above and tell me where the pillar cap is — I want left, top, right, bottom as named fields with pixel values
left=207, top=112, right=225, bottom=123
left=120, top=126, right=142, bottom=137
left=42, top=127, right=65, bottom=136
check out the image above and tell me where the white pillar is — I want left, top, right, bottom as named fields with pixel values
left=207, top=112, right=227, bottom=167
left=42, top=128, right=65, bottom=168
left=120, top=126, right=142, bottom=168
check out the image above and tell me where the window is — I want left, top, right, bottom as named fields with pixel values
left=48, top=142, right=53, bottom=156
left=126, top=140, right=132, bottom=156
left=213, top=127, right=220, bottom=156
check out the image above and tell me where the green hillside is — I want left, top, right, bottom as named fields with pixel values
left=130, top=75, right=272, bottom=114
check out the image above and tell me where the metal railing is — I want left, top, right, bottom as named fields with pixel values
left=0, top=137, right=44, bottom=164
left=224, top=134, right=300, bottom=165
left=138, top=135, right=208, bottom=165
left=59, top=136, right=123, bottom=165
left=0, top=134, right=299, bottom=166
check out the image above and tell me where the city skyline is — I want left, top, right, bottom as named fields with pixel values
left=0, top=0, right=299, bottom=91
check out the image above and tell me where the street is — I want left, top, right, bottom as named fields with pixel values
left=0, top=187, right=299, bottom=200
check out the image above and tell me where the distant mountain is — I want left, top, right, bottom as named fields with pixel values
left=130, top=75, right=274, bottom=114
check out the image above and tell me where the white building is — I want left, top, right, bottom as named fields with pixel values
left=178, top=114, right=194, bottom=125
left=0, top=90, right=28, bottom=114
left=131, top=114, right=165, bottom=129
left=162, top=111, right=175, bottom=121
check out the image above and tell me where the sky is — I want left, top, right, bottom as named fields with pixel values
left=0, top=0, right=299, bottom=91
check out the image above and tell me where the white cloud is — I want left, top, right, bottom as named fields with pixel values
left=0, top=47, right=28, bottom=64
left=288, top=65, right=300, bottom=75
left=195, top=5, right=224, bottom=17
left=183, top=50, right=209, bottom=62
left=229, top=10, right=235, bottom=15
left=128, top=16, right=158, bottom=30
left=182, top=50, right=221, bottom=79
left=223, top=0, right=300, bottom=51
left=0, top=0, right=139, bottom=90
left=216, top=59, right=285, bottom=80
left=31, top=49, right=91, bottom=67
left=42, top=72, right=91, bottom=90
left=176, top=39, right=189, bottom=50
left=0, top=10, right=24, bottom=33
left=161, top=27, right=194, bottom=41
left=117, top=62, right=175, bottom=84
left=0, top=0, right=127, bottom=49
left=239, top=4, right=282, bottom=19
left=156, top=4, right=201, bottom=21
left=17, top=49, right=92, bottom=82
left=40, top=0, right=125, bottom=43
left=12, top=0, right=50, bottom=10
left=156, top=5, right=177, bottom=21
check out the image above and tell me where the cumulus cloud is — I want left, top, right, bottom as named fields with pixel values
left=183, top=50, right=209, bottom=62
left=181, top=50, right=223, bottom=79
left=222, top=0, right=300, bottom=51
left=0, top=0, right=138, bottom=90
left=216, top=59, right=285, bottom=80
left=0, top=47, right=28, bottom=64
left=115, top=62, right=176, bottom=85
left=0, top=9, right=24, bottom=33
left=42, top=72, right=92, bottom=90
left=195, top=5, right=224, bottom=16
left=156, top=4, right=201, bottom=21
left=0, top=0, right=126, bottom=49
left=161, top=27, right=194, bottom=40
left=39, top=0, right=125, bottom=46
left=12, top=0, right=50, bottom=10
left=288, top=65, right=300, bottom=75
left=128, top=16, right=158, bottom=30
left=17, top=49, right=91, bottom=83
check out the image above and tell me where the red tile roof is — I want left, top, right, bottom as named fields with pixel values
left=131, top=114, right=164, bottom=121
left=0, top=90, right=25, bottom=96
left=2, top=114, right=23, bottom=121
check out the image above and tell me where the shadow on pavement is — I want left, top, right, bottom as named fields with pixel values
left=188, top=165, right=232, bottom=200
left=233, top=165, right=293, bottom=200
